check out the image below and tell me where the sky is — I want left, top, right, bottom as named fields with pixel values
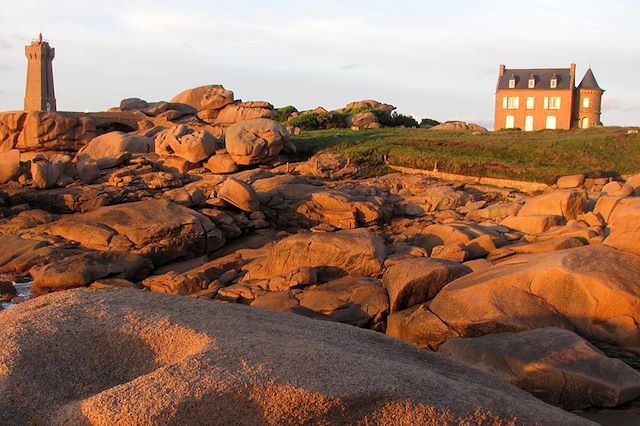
left=0, top=0, right=638, bottom=129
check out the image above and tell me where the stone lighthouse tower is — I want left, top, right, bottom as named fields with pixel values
left=24, top=33, right=57, bottom=112
left=574, top=68, right=604, bottom=129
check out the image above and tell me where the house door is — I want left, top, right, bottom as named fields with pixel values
left=505, top=115, right=515, bottom=129
left=525, top=116, right=534, bottom=132
left=545, top=116, right=557, bottom=130
left=582, top=117, right=590, bottom=129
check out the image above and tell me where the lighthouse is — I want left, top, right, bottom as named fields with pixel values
left=24, top=33, right=57, bottom=112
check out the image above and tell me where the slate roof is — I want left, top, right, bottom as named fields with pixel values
left=577, top=68, right=603, bottom=91
left=498, top=67, right=572, bottom=90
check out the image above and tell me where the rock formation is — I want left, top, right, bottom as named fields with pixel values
left=0, top=85, right=639, bottom=421
left=0, top=288, right=590, bottom=425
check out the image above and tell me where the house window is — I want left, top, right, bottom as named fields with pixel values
left=550, top=78, right=557, bottom=88
left=505, top=115, right=515, bottom=129
left=544, top=97, right=561, bottom=110
left=508, top=78, right=516, bottom=88
left=583, top=98, right=590, bottom=108
left=526, top=97, right=535, bottom=109
left=528, top=79, right=535, bottom=88
left=506, top=97, right=519, bottom=109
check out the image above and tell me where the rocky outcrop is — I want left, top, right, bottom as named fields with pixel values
left=0, top=288, right=588, bottom=425
left=345, top=100, right=396, bottom=114
left=439, top=328, right=640, bottom=410
left=430, top=121, right=488, bottom=132
left=225, top=118, right=293, bottom=165
left=387, top=245, right=640, bottom=349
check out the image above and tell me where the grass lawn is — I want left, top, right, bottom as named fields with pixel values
left=291, top=127, right=640, bottom=183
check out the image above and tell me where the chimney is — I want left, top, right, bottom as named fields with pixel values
left=499, top=64, right=505, bottom=77
left=570, top=63, right=576, bottom=88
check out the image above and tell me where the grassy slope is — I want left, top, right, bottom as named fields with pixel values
left=291, top=127, right=640, bottom=183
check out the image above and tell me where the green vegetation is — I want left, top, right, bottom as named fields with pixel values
left=420, top=118, right=441, bottom=127
left=292, top=127, right=640, bottom=183
left=281, top=106, right=421, bottom=130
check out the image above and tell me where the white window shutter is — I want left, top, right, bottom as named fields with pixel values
left=503, top=97, right=507, bottom=109
left=544, top=97, right=549, bottom=109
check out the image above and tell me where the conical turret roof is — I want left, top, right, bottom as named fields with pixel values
left=578, top=68, right=603, bottom=91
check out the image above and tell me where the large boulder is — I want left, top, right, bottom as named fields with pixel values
left=254, top=276, right=389, bottom=330
left=439, top=328, right=640, bottom=410
left=0, top=111, right=26, bottom=152
left=31, top=251, right=153, bottom=294
left=213, top=101, right=274, bottom=126
left=603, top=197, right=640, bottom=256
left=170, top=84, right=228, bottom=111
left=203, top=151, right=239, bottom=174
left=156, top=125, right=217, bottom=163
left=14, top=111, right=96, bottom=152
left=383, top=257, right=471, bottom=313
left=200, top=87, right=235, bottom=110
left=76, top=131, right=154, bottom=169
left=30, top=155, right=64, bottom=189
left=518, top=189, right=588, bottom=220
left=244, top=229, right=387, bottom=280
left=346, top=112, right=378, bottom=129
left=0, top=149, right=22, bottom=183
left=345, top=100, right=396, bottom=113
left=0, top=288, right=588, bottom=425
left=387, top=245, right=640, bottom=349
left=402, top=185, right=470, bottom=215
left=44, top=199, right=225, bottom=266
left=217, top=177, right=260, bottom=212
left=225, top=118, right=292, bottom=165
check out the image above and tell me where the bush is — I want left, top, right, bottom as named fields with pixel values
left=285, top=112, right=346, bottom=130
left=420, top=118, right=440, bottom=127
left=274, top=105, right=298, bottom=122
left=392, top=113, right=419, bottom=127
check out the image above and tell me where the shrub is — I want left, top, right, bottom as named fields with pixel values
left=392, top=113, right=419, bottom=127
left=420, top=118, right=440, bottom=127
left=285, top=112, right=346, bottom=130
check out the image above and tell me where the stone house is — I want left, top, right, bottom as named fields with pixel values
left=494, top=64, right=603, bottom=131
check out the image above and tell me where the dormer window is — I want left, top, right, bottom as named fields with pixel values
left=528, top=77, right=536, bottom=88
left=508, top=78, right=516, bottom=88
left=550, top=75, right=558, bottom=88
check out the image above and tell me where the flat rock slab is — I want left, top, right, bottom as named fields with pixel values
left=0, top=288, right=591, bottom=425
left=439, top=328, right=640, bottom=410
